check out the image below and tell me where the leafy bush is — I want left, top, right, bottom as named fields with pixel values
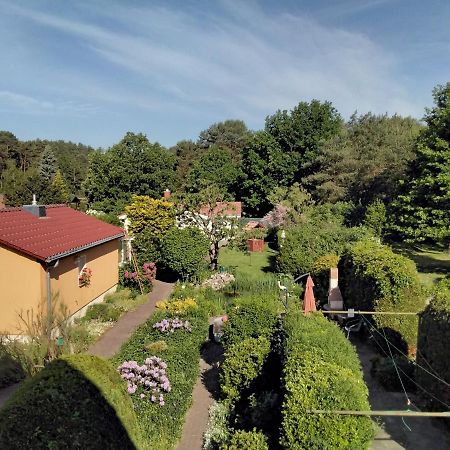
left=220, top=336, right=270, bottom=401
left=226, top=429, right=268, bottom=450
left=311, top=253, right=340, bottom=305
left=112, top=305, right=209, bottom=449
left=204, top=401, right=231, bottom=450
left=119, top=262, right=155, bottom=295
left=339, top=239, right=425, bottom=353
left=277, top=222, right=367, bottom=277
left=363, top=199, right=387, bottom=237
left=133, top=229, right=161, bottom=266
left=221, top=301, right=278, bottom=349
left=0, top=354, right=143, bottom=449
left=0, top=348, right=25, bottom=388
left=83, top=302, right=123, bottom=322
left=159, top=226, right=209, bottom=279
left=156, top=297, right=198, bottom=314
left=280, top=311, right=373, bottom=450
left=416, top=287, right=450, bottom=410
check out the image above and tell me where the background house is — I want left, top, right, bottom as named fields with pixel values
left=0, top=203, right=124, bottom=335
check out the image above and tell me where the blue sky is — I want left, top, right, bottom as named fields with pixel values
left=0, top=0, right=449, bottom=149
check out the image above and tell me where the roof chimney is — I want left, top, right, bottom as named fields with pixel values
left=163, top=189, right=171, bottom=199
left=23, top=194, right=46, bottom=218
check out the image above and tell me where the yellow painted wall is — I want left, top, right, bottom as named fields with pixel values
left=0, top=244, right=45, bottom=333
left=0, top=239, right=120, bottom=334
left=50, top=239, right=120, bottom=316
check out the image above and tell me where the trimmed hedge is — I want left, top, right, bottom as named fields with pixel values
left=220, top=336, right=271, bottom=401
left=0, top=354, right=143, bottom=449
left=112, top=305, right=209, bottom=450
left=280, top=312, right=373, bottom=450
left=339, top=239, right=425, bottom=353
left=277, top=222, right=367, bottom=277
left=221, top=301, right=278, bottom=349
left=416, top=287, right=450, bottom=410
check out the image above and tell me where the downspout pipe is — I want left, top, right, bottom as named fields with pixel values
left=46, top=259, right=59, bottom=337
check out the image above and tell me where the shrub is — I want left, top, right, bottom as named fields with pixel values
left=311, top=253, right=340, bottom=305
left=83, top=303, right=123, bottom=322
left=0, top=354, right=143, bottom=449
left=112, top=306, right=209, bottom=449
left=363, top=199, right=387, bottom=237
left=153, top=317, right=192, bottom=333
left=156, top=297, right=198, bottom=315
left=280, top=311, right=373, bottom=450
left=133, top=229, right=161, bottom=266
left=221, top=301, right=278, bottom=349
left=144, top=340, right=168, bottom=353
left=226, top=429, right=268, bottom=450
left=416, top=288, right=450, bottom=410
left=203, top=401, right=231, bottom=450
left=159, top=226, right=209, bottom=279
left=119, top=262, right=155, bottom=295
left=339, top=239, right=425, bottom=353
left=0, top=349, right=25, bottom=388
left=277, top=222, right=367, bottom=277
left=221, top=336, right=270, bottom=401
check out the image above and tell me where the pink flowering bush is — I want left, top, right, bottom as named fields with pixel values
left=118, top=357, right=171, bottom=407
left=153, top=317, right=192, bottom=333
left=119, top=261, right=157, bottom=295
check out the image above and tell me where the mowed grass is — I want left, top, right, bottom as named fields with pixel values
left=393, top=244, right=450, bottom=287
left=218, top=244, right=277, bottom=280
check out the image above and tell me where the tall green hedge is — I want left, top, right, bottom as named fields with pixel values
left=112, top=305, right=208, bottom=450
left=280, top=312, right=373, bottom=450
left=339, top=239, right=425, bottom=353
left=276, top=222, right=367, bottom=277
left=0, top=354, right=143, bottom=449
left=416, top=287, right=450, bottom=410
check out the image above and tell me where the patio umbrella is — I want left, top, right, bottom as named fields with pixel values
left=303, top=275, right=317, bottom=315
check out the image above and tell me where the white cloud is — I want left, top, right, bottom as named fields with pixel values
left=0, top=0, right=424, bottom=137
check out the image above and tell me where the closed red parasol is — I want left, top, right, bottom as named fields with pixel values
left=303, top=275, right=317, bottom=315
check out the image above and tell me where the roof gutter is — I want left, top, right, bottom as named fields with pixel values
left=45, top=233, right=124, bottom=263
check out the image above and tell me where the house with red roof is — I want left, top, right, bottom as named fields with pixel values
left=0, top=202, right=124, bottom=334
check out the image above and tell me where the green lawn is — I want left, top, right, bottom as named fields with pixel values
left=393, top=244, right=450, bottom=288
left=218, top=244, right=277, bottom=281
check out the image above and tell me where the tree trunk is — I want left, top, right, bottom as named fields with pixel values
left=209, top=241, right=219, bottom=271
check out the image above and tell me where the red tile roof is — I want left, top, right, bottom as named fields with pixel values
left=199, top=202, right=242, bottom=217
left=0, top=205, right=124, bottom=262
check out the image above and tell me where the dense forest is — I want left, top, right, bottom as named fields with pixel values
left=1, top=81, right=449, bottom=248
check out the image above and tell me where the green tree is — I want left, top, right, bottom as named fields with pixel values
left=265, top=100, right=342, bottom=180
left=306, top=113, right=421, bottom=205
left=83, top=132, right=176, bottom=208
left=241, top=131, right=294, bottom=215
left=39, top=145, right=58, bottom=182
left=171, top=140, right=205, bottom=188
left=177, top=186, right=238, bottom=270
left=186, top=146, right=240, bottom=197
left=197, top=119, right=251, bottom=160
left=49, top=169, right=70, bottom=203
left=390, top=83, right=450, bottom=246
left=363, top=199, right=387, bottom=238
left=0, top=131, right=19, bottom=176
left=124, top=195, right=175, bottom=236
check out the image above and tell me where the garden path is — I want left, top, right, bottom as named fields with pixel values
left=355, top=340, right=450, bottom=450
left=176, top=340, right=223, bottom=450
left=89, top=280, right=174, bottom=358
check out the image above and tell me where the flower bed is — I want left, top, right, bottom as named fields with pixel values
left=153, top=318, right=192, bottom=333
left=112, top=304, right=208, bottom=449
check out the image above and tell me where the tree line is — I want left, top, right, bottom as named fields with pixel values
left=1, top=81, right=449, bottom=247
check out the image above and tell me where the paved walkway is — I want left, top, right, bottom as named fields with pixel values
left=89, top=280, right=174, bottom=358
left=355, top=340, right=450, bottom=450
left=176, top=340, right=223, bottom=450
